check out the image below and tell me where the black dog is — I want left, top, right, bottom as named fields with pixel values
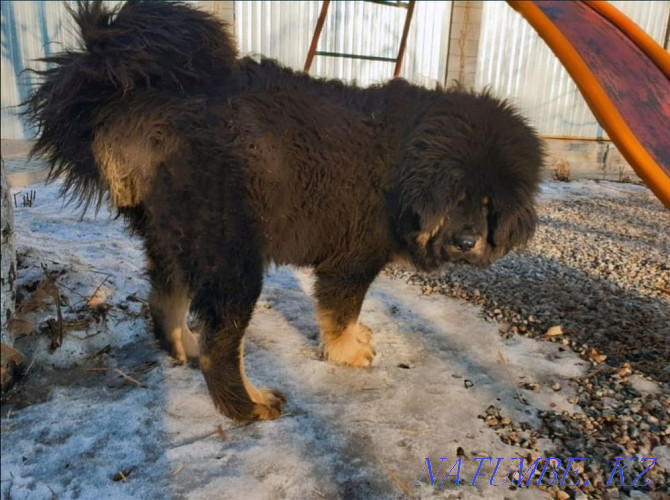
left=25, top=1, right=544, bottom=421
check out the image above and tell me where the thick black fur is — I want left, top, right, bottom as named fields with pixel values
left=25, top=1, right=544, bottom=421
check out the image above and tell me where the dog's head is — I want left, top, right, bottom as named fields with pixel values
left=393, top=90, right=544, bottom=271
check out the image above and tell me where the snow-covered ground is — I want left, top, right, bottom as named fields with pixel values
left=538, top=178, right=651, bottom=203
left=1, top=180, right=646, bottom=499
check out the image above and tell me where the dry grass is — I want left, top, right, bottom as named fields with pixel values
left=552, top=159, right=571, bottom=182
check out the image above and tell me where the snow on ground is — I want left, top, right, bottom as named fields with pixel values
left=1, top=181, right=599, bottom=499
left=538, top=178, right=649, bottom=203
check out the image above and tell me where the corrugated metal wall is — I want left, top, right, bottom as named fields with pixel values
left=2, top=1, right=668, bottom=140
left=1, top=0, right=452, bottom=140
left=475, top=1, right=670, bottom=138
left=1, top=1, right=81, bottom=140
left=235, top=1, right=452, bottom=88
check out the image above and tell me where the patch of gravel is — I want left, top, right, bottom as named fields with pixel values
left=385, top=182, right=670, bottom=497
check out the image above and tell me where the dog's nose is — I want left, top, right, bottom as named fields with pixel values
left=454, top=235, right=477, bottom=251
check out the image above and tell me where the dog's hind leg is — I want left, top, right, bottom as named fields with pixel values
left=125, top=206, right=199, bottom=364
left=191, top=269, right=286, bottom=421
left=149, top=282, right=199, bottom=365
left=314, top=265, right=383, bottom=368
left=145, top=241, right=200, bottom=364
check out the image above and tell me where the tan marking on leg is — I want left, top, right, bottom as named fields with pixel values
left=239, top=340, right=285, bottom=420
left=150, top=285, right=197, bottom=363
left=318, top=311, right=375, bottom=368
left=182, top=324, right=200, bottom=359
left=199, top=354, right=211, bottom=372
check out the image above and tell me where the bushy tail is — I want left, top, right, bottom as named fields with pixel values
left=23, top=0, right=238, bottom=209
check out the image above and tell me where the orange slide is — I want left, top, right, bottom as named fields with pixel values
left=507, top=1, right=670, bottom=209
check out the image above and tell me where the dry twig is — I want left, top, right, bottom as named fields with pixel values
left=173, top=429, right=219, bottom=448
left=79, top=275, right=111, bottom=312
left=497, top=349, right=528, bottom=405
left=376, top=457, right=413, bottom=497
left=114, top=368, right=146, bottom=388
left=171, top=464, right=186, bottom=477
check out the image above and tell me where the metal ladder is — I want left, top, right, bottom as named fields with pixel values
left=304, top=0, right=417, bottom=77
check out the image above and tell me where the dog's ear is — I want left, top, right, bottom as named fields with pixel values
left=395, top=193, right=452, bottom=247
left=387, top=183, right=423, bottom=246
left=487, top=194, right=537, bottom=254
left=396, top=206, right=422, bottom=238
left=396, top=136, right=464, bottom=229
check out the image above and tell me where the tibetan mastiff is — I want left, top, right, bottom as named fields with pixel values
left=25, top=1, right=544, bottom=421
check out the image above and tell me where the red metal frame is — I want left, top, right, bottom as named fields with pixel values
left=304, top=0, right=331, bottom=73
left=393, top=0, right=416, bottom=77
left=304, top=0, right=416, bottom=77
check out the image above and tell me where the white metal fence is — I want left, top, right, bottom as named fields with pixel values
left=2, top=1, right=668, bottom=140
left=1, top=1, right=81, bottom=140
left=235, top=1, right=452, bottom=89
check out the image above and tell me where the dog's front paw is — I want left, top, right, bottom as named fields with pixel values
left=250, top=388, right=287, bottom=420
left=324, top=323, right=375, bottom=368
left=205, top=375, right=287, bottom=421
left=357, top=322, right=373, bottom=342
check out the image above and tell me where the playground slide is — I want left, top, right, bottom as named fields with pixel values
left=507, top=1, right=670, bottom=209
